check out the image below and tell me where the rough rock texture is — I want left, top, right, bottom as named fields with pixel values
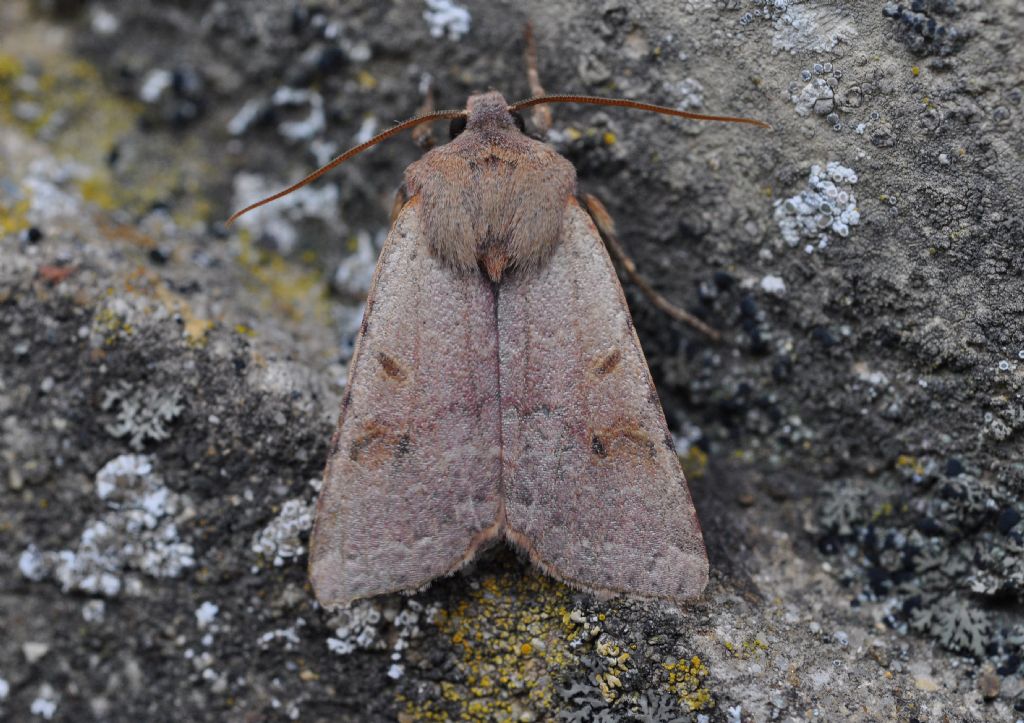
left=2, top=0, right=1023, bottom=721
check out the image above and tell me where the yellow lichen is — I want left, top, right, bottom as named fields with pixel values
left=872, top=501, right=895, bottom=520
left=0, top=41, right=214, bottom=226
left=662, top=655, right=713, bottom=711
left=0, top=53, right=23, bottom=81
left=78, top=174, right=118, bottom=211
left=357, top=70, right=378, bottom=89
left=399, top=561, right=574, bottom=721
left=895, top=455, right=925, bottom=477
left=237, top=235, right=329, bottom=324
left=0, top=197, right=31, bottom=235
left=723, top=635, right=770, bottom=660
left=679, top=445, right=708, bottom=479
left=93, top=306, right=134, bottom=347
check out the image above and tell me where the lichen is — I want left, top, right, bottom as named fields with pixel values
left=912, top=598, right=991, bottom=657
left=882, top=1, right=968, bottom=56
left=820, top=485, right=868, bottom=536
left=678, top=446, right=709, bottom=479
left=236, top=234, right=330, bottom=324
left=423, top=0, right=471, bottom=41
left=19, top=454, right=195, bottom=597
left=662, top=656, right=713, bottom=711
left=326, top=600, right=387, bottom=655
left=774, top=162, right=860, bottom=253
left=251, top=497, right=314, bottom=567
left=817, top=454, right=1022, bottom=668
left=101, top=380, right=184, bottom=451
left=635, top=691, right=692, bottom=723
left=398, top=566, right=574, bottom=721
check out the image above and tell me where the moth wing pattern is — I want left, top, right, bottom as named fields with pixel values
left=309, top=198, right=503, bottom=607
left=498, top=199, right=709, bottom=602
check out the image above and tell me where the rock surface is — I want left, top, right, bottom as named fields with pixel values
left=1, top=0, right=1022, bottom=721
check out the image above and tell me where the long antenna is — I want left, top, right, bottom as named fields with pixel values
left=227, top=95, right=769, bottom=224
left=226, top=109, right=466, bottom=225
left=508, top=94, right=772, bottom=129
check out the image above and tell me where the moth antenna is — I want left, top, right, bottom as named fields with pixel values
left=226, top=109, right=467, bottom=225
left=508, top=94, right=771, bottom=129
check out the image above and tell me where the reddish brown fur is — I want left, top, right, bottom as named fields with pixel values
left=404, top=92, right=576, bottom=282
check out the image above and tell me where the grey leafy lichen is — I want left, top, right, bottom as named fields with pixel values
left=556, top=680, right=609, bottom=723
left=101, top=380, right=184, bottom=450
left=634, top=691, right=692, bottom=723
left=819, top=484, right=868, bottom=536
left=912, top=598, right=991, bottom=657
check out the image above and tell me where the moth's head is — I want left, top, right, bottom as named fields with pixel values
left=453, top=91, right=526, bottom=138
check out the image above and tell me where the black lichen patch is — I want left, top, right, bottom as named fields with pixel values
left=817, top=458, right=1023, bottom=663
left=882, top=1, right=969, bottom=56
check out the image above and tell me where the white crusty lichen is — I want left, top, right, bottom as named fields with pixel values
left=326, top=601, right=385, bottom=655
left=29, top=683, right=59, bottom=720
left=423, top=0, right=470, bottom=41
left=18, top=454, right=195, bottom=597
left=774, top=162, right=860, bottom=253
left=195, top=601, right=219, bottom=630
left=230, top=172, right=340, bottom=255
left=326, top=598, right=440, bottom=663
left=251, top=497, right=314, bottom=567
left=258, top=618, right=306, bottom=652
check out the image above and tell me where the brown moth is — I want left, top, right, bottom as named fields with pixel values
left=229, top=51, right=768, bottom=609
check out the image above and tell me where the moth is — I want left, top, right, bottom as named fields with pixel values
left=230, top=32, right=768, bottom=608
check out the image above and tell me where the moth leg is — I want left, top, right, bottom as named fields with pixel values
left=412, top=81, right=437, bottom=151
left=580, top=193, right=721, bottom=341
left=390, top=184, right=410, bottom=225
left=523, top=22, right=553, bottom=134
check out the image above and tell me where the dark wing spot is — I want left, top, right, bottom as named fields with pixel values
left=621, top=428, right=657, bottom=459
left=594, top=349, right=622, bottom=376
left=350, top=423, right=412, bottom=465
left=376, top=352, right=406, bottom=381
left=349, top=424, right=387, bottom=461
left=592, top=422, right=657, bottom=461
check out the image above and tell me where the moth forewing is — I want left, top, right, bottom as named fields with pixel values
left=497, top=200, right=708, bottom=602
left=308, top=200, right=504, bottom=608
left=228, top=84, right=768, bottom=608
